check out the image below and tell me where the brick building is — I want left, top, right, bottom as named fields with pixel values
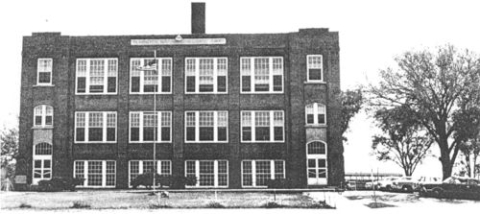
left=17, top=3, right=343, bottom=189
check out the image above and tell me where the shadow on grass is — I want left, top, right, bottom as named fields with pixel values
left=19, top=203, right=32, bottom=208
left=71, top=201, right=91, bottom=209
left=365, top=202, right=396, bottom=208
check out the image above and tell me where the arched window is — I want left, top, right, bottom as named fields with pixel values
left=35, top=142, right=53, bottom=155
left=307, top=141, right=326, bottom=155
left=34, top=105, right=53, bottom=127
left=305, top=103, right=326, bottom=125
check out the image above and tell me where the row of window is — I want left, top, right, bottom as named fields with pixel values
left=36, top=55, right=325, bottom=94
left=73, top=159, right=288, bottom=188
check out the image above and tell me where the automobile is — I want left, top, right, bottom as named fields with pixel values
left=392, top=176, right=418, bottom=192
left=419, top=176, right=480, bottom=200
left=364, top=181, right=375, bottom=190
left=377, top=177, right=400, bottom=191
left=346, top=180, right=358, bottom=190
left=415, top=176, right=442, bottom=191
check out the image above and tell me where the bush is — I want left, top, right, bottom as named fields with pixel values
left=131, top=174, right=197, bottom=189
left=19, top=203, right=32, bottom=208
left=205, top=201, right=225, bottom=208
left=261, top=202, right=285, bottom=208
left=71, top=201, right=90, bottom=209
left=266, top=178, right=292, bottom=189
left=38, top=177, right=84, bottom=192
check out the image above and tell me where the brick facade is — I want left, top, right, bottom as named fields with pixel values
left=18, top=28, right=342, bottom=188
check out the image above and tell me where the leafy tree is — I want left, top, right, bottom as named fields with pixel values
left=338, top=88, right=364, bottom=143
left=369, top=45, right=480, bottom=179
left=1, top=127, right=19, bottom=180
left=372, top=105, right=434, bottom=176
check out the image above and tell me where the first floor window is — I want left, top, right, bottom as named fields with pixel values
left=241, top=111, right=284, bottom=142
left=74, top=160, right=116, bottom=187
left=128, top=160, right=172, bottom=187
left=241, top=57, right=283, bottom=93
left=75, top=112, right=116, bottom=143
left=130, top=58, right=172, bottom=93
left=130, top=111, right=171, bottom=143
left=242, top=160, right=285, bottom=187
left=306, top=103, right=326, bottom=125
left=185, top=160, right=228, bottom=187
left=185, top=111, right=228, bottom=142
left=76, top=58, right=118, bottom=94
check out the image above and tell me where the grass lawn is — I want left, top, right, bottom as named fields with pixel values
left=0, top=191, right=332, bottom=209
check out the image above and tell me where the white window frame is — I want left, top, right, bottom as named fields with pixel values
left=184, top=111, right=229, bottom=143
left=75, top=112, right=117, bottom=143
left=307, top=55, right=324, bottom=82
left=184, top=57, right=228, bottom=94
left=241, top=160, right=285, bottom=188
left=305, top=103, right=327, bottom=125
left=128, top=160, right=172, bottom=187
left=74, top=160, right=116, bottom=188
left=75, top=58, right=118, bottom=95
left=240, top=57, right=284, bottom=94
left=184, top=160, right=229, bottom=188
left=33, top=105, right=54, bottom=128
left=129, top=111, right=172, bottom=143
left=241, top=110, right=284, bottom=143
left=129, top=57, right=173, bottom=94
left=37, top=58, right=53, bottom=85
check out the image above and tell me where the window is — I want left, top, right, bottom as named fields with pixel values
left=37, top=58, right=52, bottom=85
left=306, top=103, right=326, bottom=125
left=32, top=142, right=53, bottom=184
left=242, top=160, right=285, bottom=187
left=130, top=58, right=172, bottom=93
left=75, top=112, right=116, bottom=143
left=74, top=160, right=116, bottom=187
left=76, top=58, right=118, bottom=94
left=34, top=142, right=52, bottom=155
left=185, top=111, right=228, bottom=142
left=185, top=160, right=228, bottom=188
left=307, top=55, right=323, bottom=82
left=130, top=112, right=171, bottom=143
left=241, top=111, right=284, bottom=142
left=241, top=57, right=283, bottom=93
left=185, top=57, right=227, bottom=93
left=128, top=160, right=171, bottom=187
left=33, top=105, right=53, bottom=127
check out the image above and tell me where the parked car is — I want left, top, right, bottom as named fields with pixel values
left=415, top=176, right=442, bottom=191
left=346, top=180, right=358, bottom=190
left=364, top=181, right=375, bottom=190
left=419, top=176, right=480, bottom=200
left=392, top=176, right=418, bottom=192
left=377, top=177, right=399, bottom=191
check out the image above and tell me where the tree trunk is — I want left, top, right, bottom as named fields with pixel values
left=440, top=150, right=453, bottom=180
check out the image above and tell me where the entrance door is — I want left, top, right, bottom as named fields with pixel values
left=32, top=143, right=53, bottom=184
left=306, top=141, right=327, bottom=185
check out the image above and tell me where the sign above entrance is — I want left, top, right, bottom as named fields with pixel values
left=131, top=38, right=226, bottom=46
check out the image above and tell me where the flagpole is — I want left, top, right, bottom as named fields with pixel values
left=153, top=50, right=157, bottom=194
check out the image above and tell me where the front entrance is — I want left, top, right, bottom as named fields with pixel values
left=306, top=141, right=327, bottom=185
left=32, top=142, right=52, bottom=185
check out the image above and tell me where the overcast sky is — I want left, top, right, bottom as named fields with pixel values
left=1, top=0, right=479, bottom=176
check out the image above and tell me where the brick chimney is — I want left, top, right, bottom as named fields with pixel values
left=191, top=3, right=205, bottom=34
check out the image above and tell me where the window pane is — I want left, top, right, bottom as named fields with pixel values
left=255, top=127, right=270, bottom=141
left=242, top=127, right=251, bottom=141
left=88, top=128, right=103, bottom=141
left=309, top=69, right=322, bottom=80
left=255, top=161, right=271, bottom=186
left=199, top=127, right=214, bottom=141
left=87, top=161, right=103, bottom=186
left=39, top=72, right=51, bottom=83
left=242, top=161, right=252, bottom=186
left=318, top=159, right=326, bottom=168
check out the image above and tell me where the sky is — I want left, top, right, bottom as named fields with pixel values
left=1, top=0, right=479, bottom=177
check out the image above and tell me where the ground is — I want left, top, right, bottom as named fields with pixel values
left=1, top=190, right=479, bottom=213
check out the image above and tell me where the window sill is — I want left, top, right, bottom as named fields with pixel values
left=303, top=81, right=326, bottom=85
left=241, top=141, right=285, bottom=143
left=129, top=92, right=172, bottom=95
left=33, top=84, right=55, bottom=87
left=184, top=92, right=229, bottom=95
left=75, top=93, right=118, bottom=96
left=129, top=142, right=172, bottom=144
left=185, top=141, right=229, bottom=144
left=305, top=124, right=328, bottom=128
left=31, top=126, right=53, bottom=130
left=240, top=92, right=284, bottom=94
left=74, top=142, right=117, bottom=144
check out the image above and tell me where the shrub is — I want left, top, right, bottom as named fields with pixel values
left=205, top=201, right=225, bottom=208
left=148, top=204, right=171, bottom=209
left=71, top=201, right=90, bottom=209
left=19, top=203, right=32, bottom=208
left=261, top=202, right=285, bottom=208
left=37, top=177, right=85, bottom=192
left=130, top=173, right=171, bottom=189
left=266, top=178, right=292, bottom=189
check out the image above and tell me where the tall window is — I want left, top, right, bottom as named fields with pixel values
left=185, top=160, right=228, bottom=188
left=185, top=111, right=228, bottom=142
left=76, top=58, right=118, bottom=94
left=241, top=111, right=284, bottom=142
left=33, top=105, right=53, bottom=127
left=241, top=57, right=283, bottom=93
left=130, top=111, right=171, bottom=143
left=242, top=160, right=285, bottom=187
left=305, top=103, right=326, bottom=125
left=307, top=55, right=323, bottom=82
left=37, top=58, right=52, bottom=85
left=75, top=112, right=116, bottom=143
left=74, top=160, right=116, bottom=187
left=185, top=57, right=227, bottom=93
left=130, top=58, right=172, bottom=93
left=128, top=160, right=171, bottom=187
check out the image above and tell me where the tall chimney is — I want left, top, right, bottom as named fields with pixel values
left=191, top=2, right=205, bottom=34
